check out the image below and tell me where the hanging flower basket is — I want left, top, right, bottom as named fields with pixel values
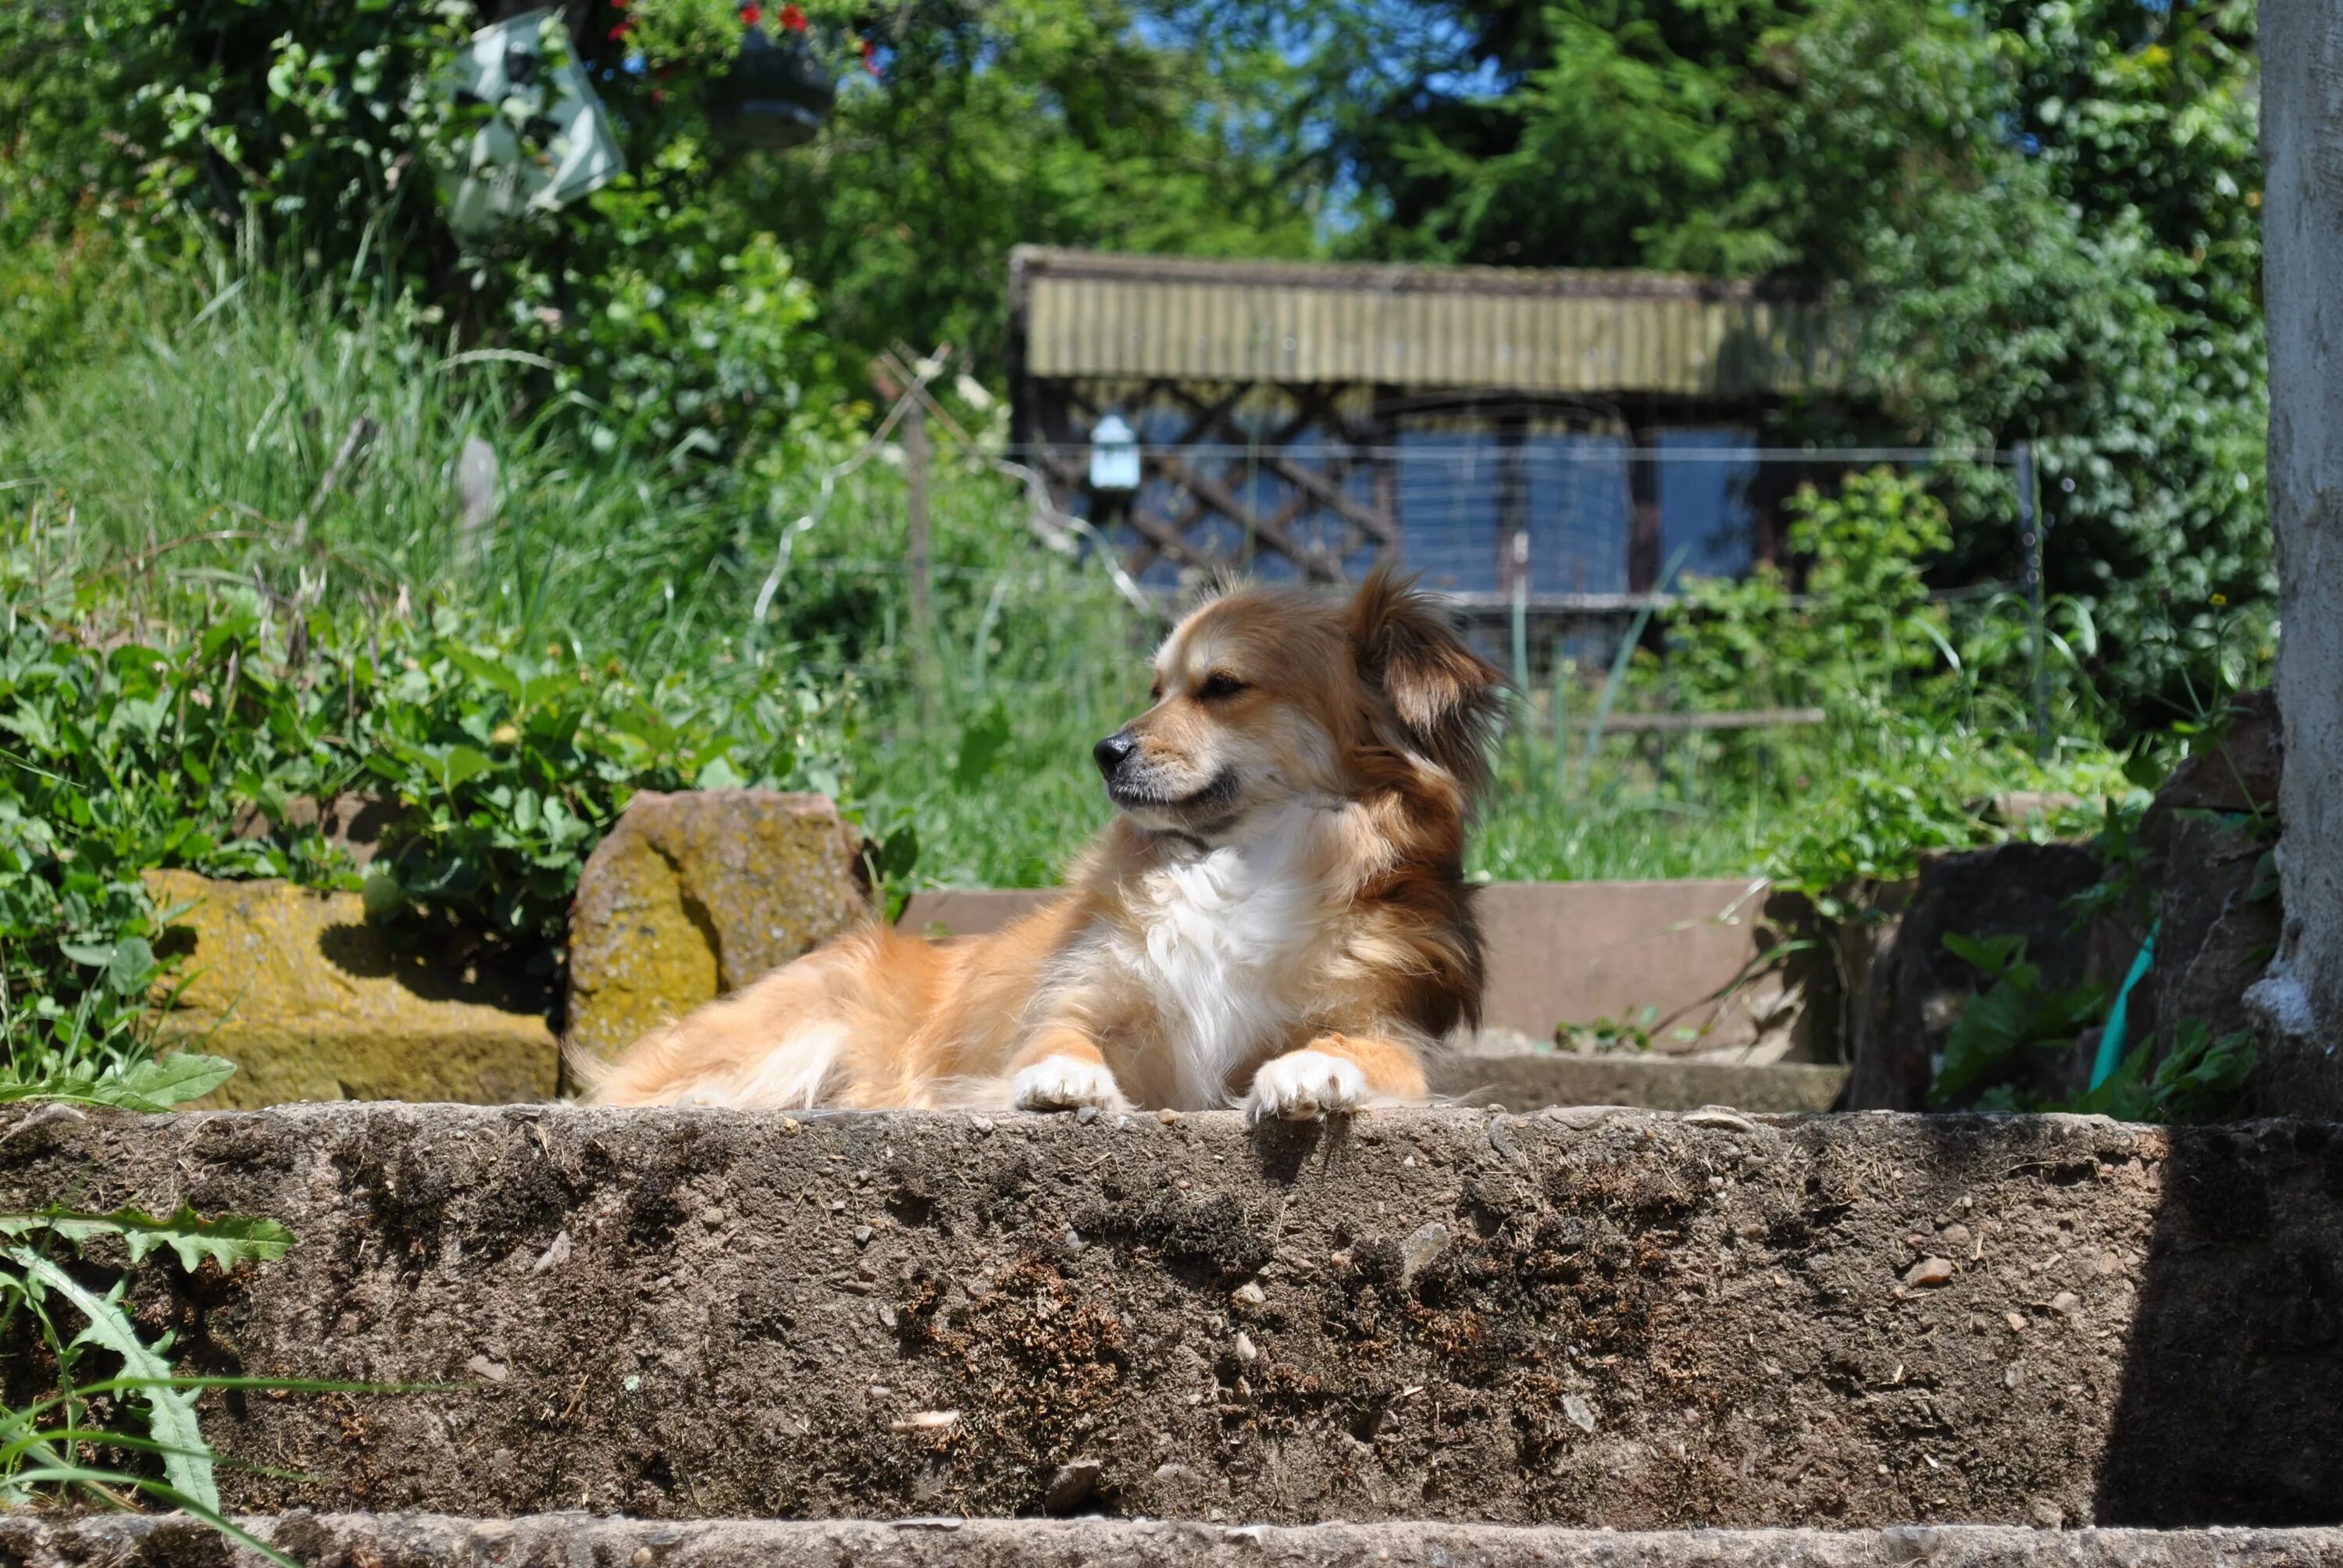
left=704, top=17, right=836, bottom=151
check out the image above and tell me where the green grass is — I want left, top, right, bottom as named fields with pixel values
left=3, top=256, right=1861, bottom=893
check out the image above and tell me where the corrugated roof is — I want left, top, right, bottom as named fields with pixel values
left=1011, top=247, right=1856, bottom=400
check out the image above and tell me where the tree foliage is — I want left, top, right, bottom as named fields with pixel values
left=754, top=0, right=1333, bottom=369
left=1335, top=0, right=2264, bottom=709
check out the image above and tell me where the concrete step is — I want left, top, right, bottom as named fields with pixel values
left=3, top=1104, right=2338, bottom=1528
left=5, top=1514, right=2338, bottom=1568
left=1432, top=1048, right=1845, bottom=1113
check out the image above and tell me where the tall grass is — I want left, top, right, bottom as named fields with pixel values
left=3, top=261, right=2116, bottom=896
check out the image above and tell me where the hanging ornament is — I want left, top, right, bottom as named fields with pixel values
left=438, top=10, right=626, bottom=241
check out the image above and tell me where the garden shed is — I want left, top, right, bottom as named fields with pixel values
left=1006, top=247, right=1860, bottom=608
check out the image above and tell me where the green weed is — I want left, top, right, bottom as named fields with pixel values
left=0, top=1056, right=322, bottom=1565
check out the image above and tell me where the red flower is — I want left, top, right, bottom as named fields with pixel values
left=740, top=3, right=761, bottom=22
left=861, top=36, right=879, bottom=74
left=779, top=3, right=807, bottom=30
left=608, top=19, right=629, bottom=36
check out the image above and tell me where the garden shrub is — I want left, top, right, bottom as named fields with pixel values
left=0, top=522, right=856, bottom=1082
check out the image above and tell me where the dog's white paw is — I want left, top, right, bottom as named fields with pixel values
left=1246, top=1049, right=1368, bottom=1122
left=1012, top=1054, right=1129, bottom=1114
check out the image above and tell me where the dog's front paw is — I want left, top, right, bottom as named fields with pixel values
left=1246, top=1049, right=1368, bottom=1122
left=1012, top=1054, right=1130, bottom=1114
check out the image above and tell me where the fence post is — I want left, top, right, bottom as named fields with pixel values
left=904, top=397, right=936, bottom=720
left=2015, top=440, right=2047, bottom=759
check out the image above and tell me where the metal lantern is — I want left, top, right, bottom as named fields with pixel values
left=1088, top=412, right=1140, bottom=492
left=440, top=10, right=626, bottom=241
left=707, top=26, right=836, bottom=151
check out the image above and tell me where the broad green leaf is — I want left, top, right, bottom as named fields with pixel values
left=443, top=645, right=525, bottom=701
left=0, top=1053, right=238, bottom=1112
left=109, top=1053, right=239, bottom=1108
left=105, top=936, right=155, bottom=993
left=440, top=744, right=494, bottom=790
left=1942, top=932, right=2025, bottom=978
left=1934, top=982, right=2036, bottom=1100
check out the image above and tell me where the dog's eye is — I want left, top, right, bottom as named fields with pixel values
left=1196, top=673, right=1250, bottom=700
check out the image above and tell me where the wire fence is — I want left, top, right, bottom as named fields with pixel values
left=1005, top=436, right=2027, bottom=605
left=745, top=347, right=2059, bottom=749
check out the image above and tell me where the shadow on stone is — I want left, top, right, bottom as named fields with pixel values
left=1250, top=1115, right=1357, bottom=1185
left=2094, top=1120, right=2343, bottom=1524
left=314, top=920, right=548, bottom=1014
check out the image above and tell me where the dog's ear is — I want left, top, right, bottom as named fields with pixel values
left=1346, top=566, right=1505, bottom=785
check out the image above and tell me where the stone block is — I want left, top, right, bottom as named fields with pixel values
left=2152, top=687, right=2281, bottom=819
left=143, top=868, right=557, bottom=1107
left=1842, top=842, right=2108, bottom=1110
left=228, top=790, right=399, bottom=868
left=562, top=789, right=871, bottom=1063
left=1436, top=1035, right=1846, bottom=1111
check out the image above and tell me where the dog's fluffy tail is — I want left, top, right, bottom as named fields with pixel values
left=569, top=925, right=940, bottom=1109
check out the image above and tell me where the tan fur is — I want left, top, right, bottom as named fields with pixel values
left=576, top=568, right=1504, bottom=1117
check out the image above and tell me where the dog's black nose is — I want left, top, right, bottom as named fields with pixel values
left=1093, top=731, right=1137, bottom=777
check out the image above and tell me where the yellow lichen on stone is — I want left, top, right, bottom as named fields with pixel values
left=563, top=790, right=872, bottom=1065
left=557, top=815, right=721, bottom=1063
left=143, top=868, right=560, bottom=1107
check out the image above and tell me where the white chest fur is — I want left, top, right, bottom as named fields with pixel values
left=1092, top=808, right=1334, bottom=1107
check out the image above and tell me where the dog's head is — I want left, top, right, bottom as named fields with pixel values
left=1093, top=568, right=1504, bottom=839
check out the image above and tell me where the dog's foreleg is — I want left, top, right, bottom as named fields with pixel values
left=1244, top=1031, right=1428, bottom=1122
left=1007, top=1026, right=1132, bottom=1114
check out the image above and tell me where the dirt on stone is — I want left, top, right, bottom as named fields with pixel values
left=2, top=1103, right=2338, bottom=1527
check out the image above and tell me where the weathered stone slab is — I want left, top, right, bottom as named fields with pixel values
left=3, top=1516, right=2338, bottom=1568
left=1432, top=1046, right=1845, bottom=1112
left=228, top=790, right=400, bottom=868
left=5, top=1103, right=2339, bottom=1527
left=143, top=868, right=556, bottom=1107
left=563, top=789, right=871, bottom=1063
left=2152, top=690, right=2281, bottom=820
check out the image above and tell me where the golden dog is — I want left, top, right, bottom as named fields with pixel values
left=578, top=568, right=1503, bottom=1119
